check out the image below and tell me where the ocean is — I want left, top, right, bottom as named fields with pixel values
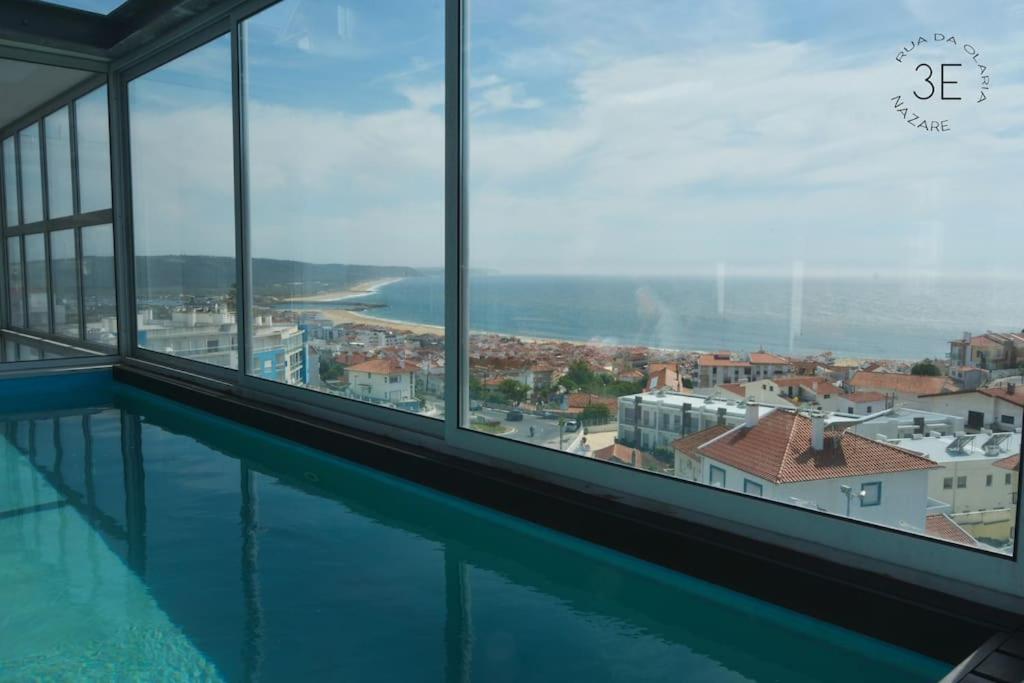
left=293, top=273, right=1024, bottom=361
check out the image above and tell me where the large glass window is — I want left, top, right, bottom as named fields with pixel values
left=44, top=107, right=74, bottom=219
left=2, top=136, right=17, bottom=227
left=129, top=36, right=237, bottom=369
left=6, top=236, right=25, bottom=327
left=240, top=0, right=444, bottom=414
left=24, top=232, right=49, bottom=332
left=81, top=224, right=117, bottom=346
left=462, top=0, right=1022, bottom=554
left=76, top=86, right=112, bottom=213
left=18, top=124, right=43, bottom=224
left=50, top=228, right=81, bottom=338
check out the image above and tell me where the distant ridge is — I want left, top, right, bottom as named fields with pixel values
left=58, top=255, right=421, bottom=297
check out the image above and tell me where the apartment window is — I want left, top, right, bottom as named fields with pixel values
left=710, top=466, right=726, bottom=488
left=1001, top=415, right=1015, bottom=425
left=240, top=0, right=443, bottom=413
left=129, top=35, right=237, bottom=369
left=44, top=107, right=73, bottom=219
left=957, top=476, right=968, bottom=489
left=943, top=478, right=953, bottom=490
left=743, top=479, right=763, bottom=497
left=6, top=236, right=25, bottom=328
left=2, top=136, right=17, bottom=226
left=80, top=225, right=117, bottom=346
left=860, top=482, right=882, bottom=507
left=18, top=124, right=43, bottom=224
left=848, top=407, right=854, bottom=414
left=24, top=233, right=49, bottom=332
left=50, top=229, right=80, bottom=338
left=76, top=86, right=112, bottom=213
left=1008, top=473, right=1014, bottom=486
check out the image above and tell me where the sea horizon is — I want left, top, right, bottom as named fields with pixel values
left=277, top=273, right=1024, bottom=362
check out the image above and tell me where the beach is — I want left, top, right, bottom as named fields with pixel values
left=282, top=277, right=405, bottom=303
left=316, top=307, right=446, bottom=337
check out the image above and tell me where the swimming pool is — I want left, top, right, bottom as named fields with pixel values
left=0, top=371, right=949, bottom=682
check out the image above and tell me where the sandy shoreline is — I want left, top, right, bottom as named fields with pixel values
left=282, top=277, right=404, bottom=303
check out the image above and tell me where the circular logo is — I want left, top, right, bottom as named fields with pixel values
left=891, top=33, right=991, bottom=133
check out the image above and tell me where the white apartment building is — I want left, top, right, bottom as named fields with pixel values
left=617, top=390, right=771, bottom=452
left=914, top=386, right=1024, bottom=432
left=345, top=357, right=420, bottom=406
left=697, top=353, right=752, bottom=388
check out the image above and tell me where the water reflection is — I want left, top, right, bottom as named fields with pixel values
left=0, top=388, right=948, bottom=682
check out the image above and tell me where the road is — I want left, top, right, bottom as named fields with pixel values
left=475, top=407, right=576, bottom=450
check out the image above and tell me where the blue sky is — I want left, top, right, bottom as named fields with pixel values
left=127, top=0, right=1024, bottom=278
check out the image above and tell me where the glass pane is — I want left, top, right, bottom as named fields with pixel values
left=6, top=236, right=25, bottom=327
left=18, top=124, right=43, bottom=224
left=50, top=228, right=81, bottom=338
left=2, top=137, right=17, bottom=227
left=81, top=224, right=117, bottom=347
left=241, top=0, right=444, bottom=415
left=45, top=107, right=74, bottom=219
left=129, top=36, right=237, bottom=368
left=76, top=86, right=112, bottom=213
left=24, top=233, right=49, bottom=332
left=464, top=1, right=1022, bottom=555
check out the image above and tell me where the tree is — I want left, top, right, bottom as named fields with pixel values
left=498, top=379, right=530, bottom=406
left=911, top=360, right=941, bottom=376
left=580, top=403, right=611, bottom=423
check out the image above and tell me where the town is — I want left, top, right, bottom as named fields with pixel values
left=221, top=305, right=1021, bottom=554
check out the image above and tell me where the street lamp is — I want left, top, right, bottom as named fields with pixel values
left=840, top=484, right=866, bottom=517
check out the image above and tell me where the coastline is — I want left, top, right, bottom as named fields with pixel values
left=282, top=277, right=405, bottom=303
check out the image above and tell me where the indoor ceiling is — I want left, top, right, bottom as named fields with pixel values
left=0, top=58, right=97, bottom=130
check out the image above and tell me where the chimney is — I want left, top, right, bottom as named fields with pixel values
left=716, top=406, right=727, bottom=427
left=745, top=401, right=760, bottom=428
left=810, top=411, right=826, bottom=451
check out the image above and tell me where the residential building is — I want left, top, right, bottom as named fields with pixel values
left=818, top=391, right=888, bottom=416
left=949, top=331, right=1024, bottom=371
left=697, top=353, right=751, bottom=387
left=617, top=390, right=772, bottom=453
left=915, top=386, right=1024, bottom=432
left=344, top=358, right=421, bottom=407
left=674, top=406, right=939, bottom=531
left=748, top=352, right=792, bottom=380
left=848, top=371, right=957, bottom=404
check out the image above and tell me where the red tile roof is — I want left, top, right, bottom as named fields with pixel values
left=979, top=387, right=1024, bottom=409
left=670, top=424, right=731, bottom=456
left=842, top=391, right=887, bottom=403
left=567, top=393, right=618, bottom=411
left=773, top=377, right=840, bottom=393
left=346, top=358, right=421, bottom=375
left=749, top=352, right=789, bottom=365
left=995, top=455, right=1020, bottom=472
left=698, top=411, right=939, bottom=484
left=698, top=354, right=750, bottom=368
left=925, top=513, right=978, bottom=547
left=592, top=443, right=663, bottom=471
left=849, top=371, right=956, bottom=396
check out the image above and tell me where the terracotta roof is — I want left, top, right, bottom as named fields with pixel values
left=995, top=455, right=1020, bottom=471
left=842, top=391, right=887, bottom=403
left=698, top=411, right=939, bottom=484
left=774, top=377, right=840, bottom=393
left=670, top=424, right=731, bottom=456
left=716, top=383, right=745, bottom=398
left=849, top=371, right=956, bottom=396
left=699, top=354, right=750, bottom=368
left=592, top=443, right=663, bottom=471
left=925, top=513, right=978, bottom=547
left=567, top=393, right=618, bottom=411
left=749, top=352, right=789, bottom=365
left=979, top=387, right=1024, bottom=409
left=346, top=358, right=421, bottom=375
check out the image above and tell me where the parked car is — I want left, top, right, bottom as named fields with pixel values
left=564, top=419, right=580, bottom=432
left=506, top=410, right=524, bottom=422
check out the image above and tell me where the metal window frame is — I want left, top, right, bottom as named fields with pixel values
left=2, top=0, right=1022, bottom=614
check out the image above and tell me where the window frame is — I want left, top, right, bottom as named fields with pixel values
left=709, top=465, right=727, bottom=488
left=70, top=0, right=1024, bottom=615
left=743, top=479, right=764, bottom=497
left=860, top=482, right=882, bottom=508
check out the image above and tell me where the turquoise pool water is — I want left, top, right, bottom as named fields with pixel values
left=0, top=372, right=949, bottom=682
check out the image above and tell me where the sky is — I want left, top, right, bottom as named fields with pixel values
left=126, top=0, right=1024, bottom=278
